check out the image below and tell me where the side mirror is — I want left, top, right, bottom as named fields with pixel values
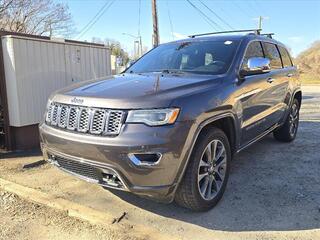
left=240, top=57, right=271, bottom=77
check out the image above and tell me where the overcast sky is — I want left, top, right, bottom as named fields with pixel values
left=58, top=0, right=320, bottom=57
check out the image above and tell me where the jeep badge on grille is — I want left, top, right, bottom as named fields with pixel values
left=71, top=97, right=84, bottom=104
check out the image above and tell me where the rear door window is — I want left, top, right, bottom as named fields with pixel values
left=278, top=46, right=293, bottom=68
left=242, top=41, right=264, bottom=70
left=262, top=42, right=282, bottom=69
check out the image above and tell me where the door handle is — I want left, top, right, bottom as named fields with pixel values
left=267, top=77, right=274, bottom=83
left=287, top=73, right=293, bottom=77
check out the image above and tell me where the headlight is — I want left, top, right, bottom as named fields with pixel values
left=126, top=108, right=180, bottom=126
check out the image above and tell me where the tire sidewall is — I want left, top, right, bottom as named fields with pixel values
left=289, top=99, right=300, bottom=139
left=189, top=128, right=231, bottom=210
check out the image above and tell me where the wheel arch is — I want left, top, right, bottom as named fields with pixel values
left=195, top=115, right=238, bottom=157
left=174, top=112, right=239, bottom=193
left=293, top=90, right=302, bottom=108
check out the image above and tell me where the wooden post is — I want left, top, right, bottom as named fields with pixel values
left=151, top=0, right=159, bottom=48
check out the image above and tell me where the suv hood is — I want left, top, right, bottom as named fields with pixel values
left=53, top=73, right=222, bottom=109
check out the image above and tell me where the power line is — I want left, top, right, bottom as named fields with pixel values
left=166, top=0, right=174, bottom=40
left=197, top=0, right=234, bottom=30
left=231, top=1, right=252, bottom=19
left=76, top=0, right=116, bottom=40
left=215, top=2, right=246, bottom=29
left=186, top=0, right=223, bottom=31
left=76, top=1, right=111, bottom=38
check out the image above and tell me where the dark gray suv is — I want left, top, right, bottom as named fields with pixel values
left=40, top=31, right=301, bottom=211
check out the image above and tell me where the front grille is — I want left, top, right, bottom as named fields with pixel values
left=52, top=154, right=101, bottom=181
left=46, top=102, right=124, bottom=136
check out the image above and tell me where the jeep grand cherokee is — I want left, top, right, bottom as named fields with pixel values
left=40, top=31, right=301, bottom=211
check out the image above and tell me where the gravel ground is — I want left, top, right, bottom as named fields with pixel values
left=0, top=191, right=142, bottom=240
left=0, top=85, right=319, bottom=240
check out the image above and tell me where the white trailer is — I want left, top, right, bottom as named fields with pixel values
left=0, top=31, right=111, bottom=151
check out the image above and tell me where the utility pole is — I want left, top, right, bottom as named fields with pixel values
left=258, top=16, right=263, bottom=29
left=151, top=0, right=159, bottom=48
left=122, top=33, right=142, bottom=59
left=139, top=35, right=142, bottom=57
left=49, top=20, right=53, bottom=38
left=254, top=16, right=269, bottom=31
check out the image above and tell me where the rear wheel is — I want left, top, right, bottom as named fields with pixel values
left=175, top=127, right=231, bottom=211
left=273, top=98, right=300, bottom=142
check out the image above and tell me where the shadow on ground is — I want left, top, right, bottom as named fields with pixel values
left=0, top=149, right=41, bottom=159
left=111, top=121, right=320, bottom=232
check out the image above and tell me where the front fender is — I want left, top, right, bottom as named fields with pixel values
left=171, top=111, right=238, bottom=196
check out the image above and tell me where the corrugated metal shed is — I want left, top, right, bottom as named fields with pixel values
left=2, top=35, right=111, bottom=127
left=0, top=31, right=111, bottom=151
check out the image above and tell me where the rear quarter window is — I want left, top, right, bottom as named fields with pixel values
left=278, top=46, right=293, bottom=68
left=262, top=42, right=283, bottom=69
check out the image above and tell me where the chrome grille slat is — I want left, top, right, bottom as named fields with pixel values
left=67, top=107, right=78, bottom=130
left=51, top=105, right=59, bottom=126
left=45, top=104, right=53, bottom=123
left=77, top=108, right=91, bottom=132
left=106, top=111, right=124, bottom=134
left=90, top=109, right=107, bottom=134
left=46, top=102, right=124, bottom=136
left=58, top=105, right=69, bottom=128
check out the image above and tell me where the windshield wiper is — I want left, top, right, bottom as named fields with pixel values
left=161, top=69, right=185, bottom=74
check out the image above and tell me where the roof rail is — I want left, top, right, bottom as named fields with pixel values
left=189, top=29, right=262, bottom=38
left=260, top=33, right=275, bottom=39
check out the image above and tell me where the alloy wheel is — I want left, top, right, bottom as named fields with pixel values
left=197, top=139, right=227, bottom=201
left=289, top=102, right=299, bottom=137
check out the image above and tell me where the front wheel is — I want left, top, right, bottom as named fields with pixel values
left=175, top=127, right=231, bottom=211
left=273, top=98, right=300, bottom=142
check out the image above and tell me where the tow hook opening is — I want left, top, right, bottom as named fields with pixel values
left=101, top=169, right=124, bottom=188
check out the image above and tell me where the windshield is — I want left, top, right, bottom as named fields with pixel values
left=126, top=40, right=239, bottom=75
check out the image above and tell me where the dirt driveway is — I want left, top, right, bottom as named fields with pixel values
left=0, top=190, right=142, bottom=240
left=0, top=85, right=319, bottom=240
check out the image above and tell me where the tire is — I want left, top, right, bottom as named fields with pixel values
left=273, top=98, right=300, bottom=142
left=175, top=127, right=231, bottom=211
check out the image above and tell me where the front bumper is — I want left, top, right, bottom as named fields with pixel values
left=39, top=121, right=192, bottom=202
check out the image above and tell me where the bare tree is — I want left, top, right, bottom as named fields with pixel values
left=0, top=0, right=74, bottom=37
left=92, top=37, right=130, bottom=66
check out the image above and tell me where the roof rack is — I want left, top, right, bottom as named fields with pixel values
left=189, top=29, right=262, bottom=38
left=260, top=33, right=274, bottom=39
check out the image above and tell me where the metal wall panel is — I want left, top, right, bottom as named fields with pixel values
left=1, top=35, right=111, bottom=127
